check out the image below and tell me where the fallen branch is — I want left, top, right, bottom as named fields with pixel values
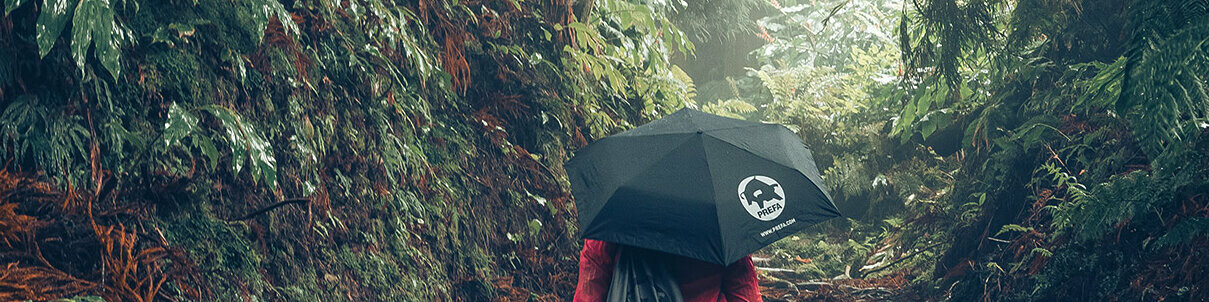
left=861, top=242, right=945, bottom=276
left=756, top=267, right=798, bottom=273
left=228, top=198, right=310, bottom=221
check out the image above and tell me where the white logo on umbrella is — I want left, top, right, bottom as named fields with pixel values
left=738, top=175, right=785, bottom=221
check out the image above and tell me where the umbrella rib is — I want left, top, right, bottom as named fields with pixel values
left=698, top=134, right=730, bottom=265
left=610, top=124, right=767, bottom=138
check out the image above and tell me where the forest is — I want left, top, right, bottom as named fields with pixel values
left=0, top=0, right=1205, bottom=300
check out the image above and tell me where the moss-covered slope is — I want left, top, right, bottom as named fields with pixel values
left=0, top=0, right=685, bottom=300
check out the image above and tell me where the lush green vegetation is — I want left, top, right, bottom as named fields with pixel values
left=725, top=0, right=1209, bottom=300
left=0, top=0, right=690, bottom=300
left=0, top=0, right=1205, bottom=301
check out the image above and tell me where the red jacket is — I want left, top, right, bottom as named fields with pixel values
left=574, top=239, right=762, bottom=302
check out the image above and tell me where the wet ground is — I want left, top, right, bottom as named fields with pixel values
left=756, top=256, right=921, bottom=302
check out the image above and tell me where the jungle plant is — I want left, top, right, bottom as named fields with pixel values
left=895, top=0, right=1209, bottom=299
left=160, top=103, right=278, bottom=190
left=561, top=0, right=696, bottom=137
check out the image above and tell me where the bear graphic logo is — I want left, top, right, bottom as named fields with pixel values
left=738, top=175, right=785, bottom=221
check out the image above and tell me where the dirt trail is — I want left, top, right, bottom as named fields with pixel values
left=758, top=267, right=920, bottom=301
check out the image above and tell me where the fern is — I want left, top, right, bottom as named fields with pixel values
left=0, top=96, right=91, bottom=188
left=700, top=99, right=756, bottom=120
left=1046, top=136, right=1208, bottom=245
left=1072, top=57, right=1126, bottom=113
left=1152, top=218, right=1209, bottom=249
left=899, top=0, right=1006, bottom=87
left=995, top=224, right=1034, bottom=237
left=1030, top=247, right=1052, bottom=258
left=1037, top=162, right=1100, bottom=240
left=1118, top=19, right=1209, bottom=157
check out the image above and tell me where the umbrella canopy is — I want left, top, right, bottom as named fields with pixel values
left=566, top=108, right=842, bottom=265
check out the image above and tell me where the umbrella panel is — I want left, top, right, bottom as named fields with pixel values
left=702, top=135, right=840, bottom=265
left=569, top=134, right=697, bottom=230
left=581, top=135, right=725, bottom=264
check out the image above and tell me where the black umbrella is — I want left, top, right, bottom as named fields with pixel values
left=567, top=108, right=841, bottom=265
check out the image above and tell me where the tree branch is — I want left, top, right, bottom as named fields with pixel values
left=228, top=198, right=310, bottom=221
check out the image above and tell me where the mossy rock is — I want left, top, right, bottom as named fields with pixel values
left=155, top=202, right=271, bottom=300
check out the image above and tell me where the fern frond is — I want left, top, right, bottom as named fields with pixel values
left=1152, top=218, right=1209, bottom=249
left=0, top=96, right=91, bottom=188
left=700, top=99, right=756, bottom=119
left=1118, top=3, right=1209, bottom=157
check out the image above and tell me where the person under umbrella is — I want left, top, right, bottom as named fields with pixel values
left=567, top=108, right=841, bottom=301
left=574, top=238, right=762, bottom=301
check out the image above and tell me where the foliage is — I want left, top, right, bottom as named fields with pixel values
left=716, top=0, right=953, bottom=287
left=70, top=0, right=122, bottom=79
left=755, top=0, right=899, bottom=68
left=729, top=0, right=1209, bottom=299
left=1113, top=8, right=1209, bottom=158
left=0, top=96, right=91, bottom=189
left=890, top=0, right=1209, bottom=300
left=0, top=170, right=198, bottom=301
left=661, top=0, right=772, bottom=43
left=1, top=0, right=699, bottom=299
left=897, top=0, right=1005, bottom=88
left=158, top=103, right=278, bottom=190
left=8, top=0, right=132, bottom=79
left=2, top=0, right=1207, bottom=299
left=203, top=105, right=277, bottom=190
left=699, top=98, right=756, bottom=119
left=561, top=0, right=696, bottom=136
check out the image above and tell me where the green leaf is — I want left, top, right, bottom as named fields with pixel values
left=93, top=3, right=120, bottom=79
left=528, top=219, right=542, bottom=237
left=5, top=0, right=29, bottom=16
left=252, top=0, right=299, bottom=45
left=916, top=93, right=933, bottom=117
left=192, top=135, right=220, bottom=171
left=921, top=119, right=937, bottom=139
left=996, top=224, right=1033, bottom=236
left=897, top=102, right=917, bottom=133
left=71, top=0, right=119, bottom=78
left=252, top=135, right=277, bottom=189
left=205, top=107, right=246, bottom=173
left=161, top=102, right=198, bottom=149
left=69, top=1, right=94, bottom=75
left=203, top=106, right=277, bottom=190
left=36, top=0, right=75, bottom=58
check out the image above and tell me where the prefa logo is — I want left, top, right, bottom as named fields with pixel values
left=738, top=175, right=785, bottom=221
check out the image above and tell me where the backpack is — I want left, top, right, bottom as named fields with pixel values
left=607, top=246, right=685, bottom=302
